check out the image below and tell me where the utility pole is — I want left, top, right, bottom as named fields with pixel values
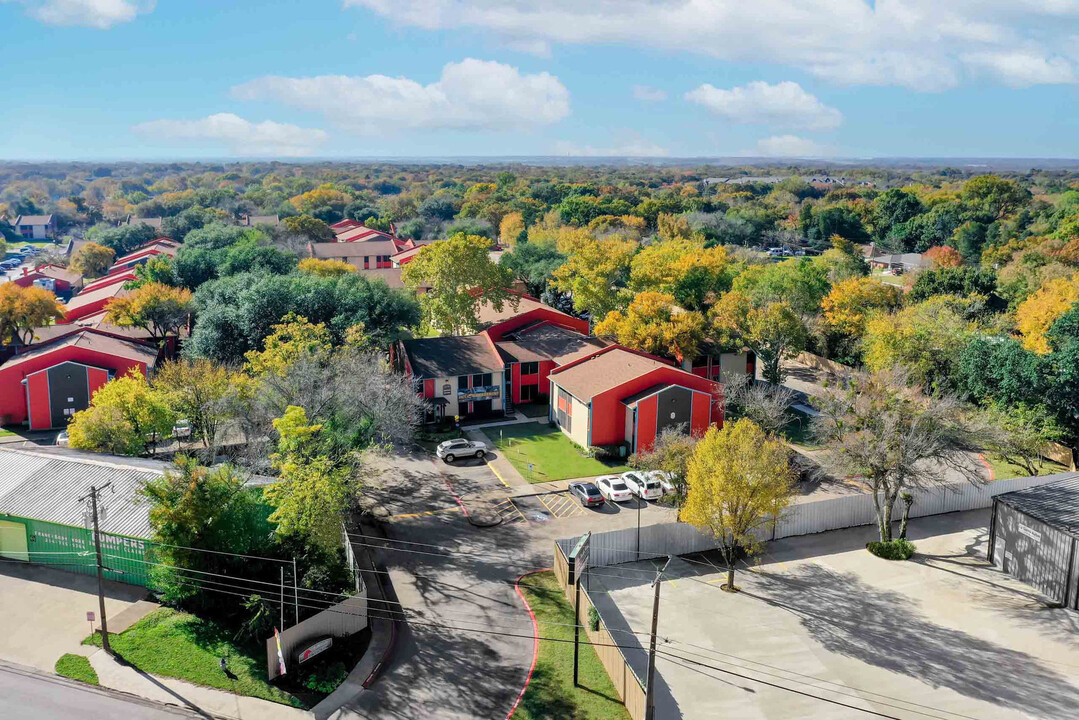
left=79, top=484, right=113, bottom=655
left=644, top=556, right=670, bottom=720
left=573, top=571, right=582, bottom=687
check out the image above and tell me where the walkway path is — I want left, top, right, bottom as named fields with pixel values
left=88, top=651, right=307, bottom=720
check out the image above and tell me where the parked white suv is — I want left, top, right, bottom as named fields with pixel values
left=436, top=438, right=488, bottom=463
left=621, top=471, right=664, bottom=501
left=596, top=475, right=633, bottom=503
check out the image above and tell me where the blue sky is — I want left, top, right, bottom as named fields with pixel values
left=2, top=0, right=1078, bottom=160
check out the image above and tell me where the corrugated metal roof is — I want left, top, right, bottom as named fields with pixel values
left=0, top=448, right=158, bottom=538
left=996, top=473, right=1079, bottom=538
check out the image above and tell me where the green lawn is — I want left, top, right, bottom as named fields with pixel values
left=55, top=654, right=98, bottom=685
left=517, top=402, right=551, bottom=419
left=516, top=571, right=631, bottom=720
left=0, top=428, right=14, bottom=437
left=780, top=409, right=821, bottom=450
left=984, top=454, right=1067, bottom=481
left=86, top=608, right=304, bottom=707
left=484, top=423, right=629, bottom=482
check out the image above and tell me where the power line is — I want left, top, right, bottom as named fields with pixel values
left=108, top=554, right=658, bottom=640
left=153, top=572, right=659, bottom=654
left=654, top=650, right=906, bottom=720
left=659, top=645, right=979, bottom=720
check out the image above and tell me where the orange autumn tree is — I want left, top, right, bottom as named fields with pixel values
left=0, top=283, right=65, bottom=345
left=924, top=246, right=963, bottom=268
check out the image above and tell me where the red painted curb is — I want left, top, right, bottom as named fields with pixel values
left=506, top=568, right=550, bottom=719
left=442, top=474, right=471, bottom=518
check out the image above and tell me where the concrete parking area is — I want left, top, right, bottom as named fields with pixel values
left=587, top=510, right=1079, bottom=720
left=0, top=562, right=149, bottom=672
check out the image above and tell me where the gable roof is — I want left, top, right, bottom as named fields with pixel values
left=390, top=243, right=430, bottom=264
left=113, top=242, right=178, bottom=265
left=65, top=280, right=129, bottom=314
left=496, top=324, right=608, bottom=365
left=549, top=346, right=676, bottom=400
left=125, top=216, right=164, bottom=230
left=23, top=265, right=82, bottom=284
left=401, top=335, right=503, bottom=379
left=0, top=327, right=158, bottom=370
left=336, top=225, right=395, bottom=242
left=310, top=241, right=400, bottom=259
left=79, top=270, right=136, bottom=295
left=477, top=294, right=561, bottom=328
left=13, top=215, right=54, bottom=226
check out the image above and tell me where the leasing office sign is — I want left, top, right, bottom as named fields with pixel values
left=459, top=385, right=500, bottom=401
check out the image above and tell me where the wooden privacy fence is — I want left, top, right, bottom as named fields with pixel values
left=556, top=471, right=1078, bottom=571
left=553, top=548, right=647, bottom=720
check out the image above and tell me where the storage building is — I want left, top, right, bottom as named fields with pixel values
left=989, top=473, right=1079, bottom=609
left=0, top=448, right=157, bottom=586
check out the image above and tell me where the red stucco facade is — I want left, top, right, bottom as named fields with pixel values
left=0, top=342, right=153, bottom=428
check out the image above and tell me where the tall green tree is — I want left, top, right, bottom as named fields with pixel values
left=265, top=406, right=353, bottom=551
left=403, top=233, right=515, bottom=334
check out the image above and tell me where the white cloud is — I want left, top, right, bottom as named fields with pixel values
left=685, top=81, right=842, bottom=131
left=961, top=51, right=1077, bottom=86
left=4, top=0, right=150, bottom=28
left=345, top=0, right=1079, bottom=90
left=552, top=136, right=668, bottom=157
left=632, top=85, right=667, bottom=102
left=751, top=135, right=829, bottom=158
left=231, top=59, right=570, bottom=134
left=132, top=113, right=328, bottom=157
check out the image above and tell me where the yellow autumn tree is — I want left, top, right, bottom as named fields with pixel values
left=629, top=239, right=731, bottom=309
left=681, top=419, right=794, bottom=591
left=1016, top=272, right=1079, bottom=354
left=69, top=242, right=115, bottom=278
left=0, top=283, right=65, bottom=345
left=498, top=211, right=525, bottom=247
left=244, top=313, right=333, bottom=378
left=594, top=292, right=706, bottom=364
left=821, top=277, right=903, bottom=338
left=298, top=258, right=355, bottom=277
left=550, top=231, right=637, bottom=320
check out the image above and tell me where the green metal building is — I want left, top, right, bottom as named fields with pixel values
left=0, top=448, right=159, bottom=587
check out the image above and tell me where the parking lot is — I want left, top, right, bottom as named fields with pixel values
left=587, top=509, right=1079, bottom=720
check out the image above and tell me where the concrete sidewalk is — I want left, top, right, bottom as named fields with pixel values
left=88, top=650, right=307, bottom=720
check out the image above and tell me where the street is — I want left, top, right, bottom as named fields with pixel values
left=0, top=661, right=201, bottom=720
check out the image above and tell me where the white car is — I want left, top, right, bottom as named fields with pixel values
left=56, top=430, right=69, bottom=447
left=172, top=419, right=192, bottom=439
left=596, top=475, right=633, bottom=503
left=621, top=471, right=664, bottom=501
left=647, top=470, right=677, bottom=496
left=435, top=438, right=488, bottom=463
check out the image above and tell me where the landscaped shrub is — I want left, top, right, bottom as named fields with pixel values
left=301, top=661, right=348, bottom=694
left=866, top=538, right=916, bottom=560
left=588, top=605, right=600, bottom=632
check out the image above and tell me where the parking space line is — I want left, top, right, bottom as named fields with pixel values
left=390, top=506, right=463, bottom=520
